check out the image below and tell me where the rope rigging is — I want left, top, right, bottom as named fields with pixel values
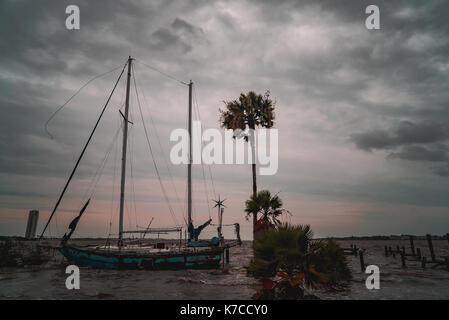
left=78, top=124, right=123, bottom=210
left=44, top=65, right=124, bottom=139
left=135, top=59, right=189, bottom=86
left=132, top=67, right=185, bottom=220
left=40, top=61, right=128, bottom=239
left=192, top=85, right=217, bottom=219
left=41, top=56, right=222, bottom=241
left=131, top=64, right=180, bottom=227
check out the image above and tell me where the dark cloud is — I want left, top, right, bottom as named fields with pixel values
left=388, top=145, right=448, bottom=162
left=2, top=0, right=449, bottom=237
left=172, top=18, right=203, bottom=37
left=351, top=121, right=449, bottom=176
left=351, top=121, right=449, bottom=151
left=432, top=165, right=449, bottom=177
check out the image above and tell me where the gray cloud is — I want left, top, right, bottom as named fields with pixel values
left=1, top=0, right=449, bottom=237
left=388, top=145, right=448, bottom=162
left=351, top=121, right=449, bottom=152
left=432, top=165, right=449, bottom=177
left=351, top=121, right=449, bottom=176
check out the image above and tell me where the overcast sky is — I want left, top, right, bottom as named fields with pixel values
left=1, top=0, right=449, bottom=239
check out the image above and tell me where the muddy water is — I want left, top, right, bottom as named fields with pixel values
left=322, top=240, right=449, bottom=300
left=0, top=240, right=448, bottom=300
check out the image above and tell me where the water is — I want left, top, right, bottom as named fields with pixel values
left=322, top=240, right=449, bottom=300
left=0, top=240, right=448, bottom=299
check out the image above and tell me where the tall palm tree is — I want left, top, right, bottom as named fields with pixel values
left=245, top=190, right=287, bottom=227
left=220, top=91, right=275, bottom=238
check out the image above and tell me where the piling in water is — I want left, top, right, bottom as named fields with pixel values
left=401, top=251, right=406, bottom=268
left=409, top=236, right=415, bottom=256
left=416, top=248, right=421, bottom=260
left=426, top=234, right=436, bottom=262
left=421, top=257, right=427, bottom=269
left=359, top=250, right=365, bottom=272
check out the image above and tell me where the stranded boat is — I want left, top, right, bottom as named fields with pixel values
left=40, top=56, right=241, bottom=270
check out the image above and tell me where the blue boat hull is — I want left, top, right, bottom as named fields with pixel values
left=59, top=246, right=223, bottom=270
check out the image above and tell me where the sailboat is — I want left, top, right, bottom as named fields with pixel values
left=39, top=56, right=241, bottom=270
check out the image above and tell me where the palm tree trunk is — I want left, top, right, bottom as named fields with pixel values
left=252, top=162, right=257, bottom=239
left=250, top=129, right=257, bottom=240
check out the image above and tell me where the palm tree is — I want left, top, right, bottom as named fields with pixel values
left=245, top=190, right=287, bottom=228
left=220, top=91, right=275, bottom=237
left=249, top=223, right=351, bottom=299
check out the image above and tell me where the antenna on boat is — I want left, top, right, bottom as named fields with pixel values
left=187, top=80, right=193, bottom=241
left=213, top=196, right=226, bottom=245
left=118, top=56, right=133, bottom=249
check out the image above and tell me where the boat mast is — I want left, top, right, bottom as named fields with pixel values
left=118, top=56, right=133, bottom=248
left=187, top=80, right=193, bottom=241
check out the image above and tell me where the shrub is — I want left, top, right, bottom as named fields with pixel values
left=249, top=223, right=351, bottom=299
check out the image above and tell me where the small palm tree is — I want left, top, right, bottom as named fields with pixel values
left=220, top=91, right=275, bottom=238
left=245, top=190, right=288, bottom=227
left=249, top=223, right=351, bottom=299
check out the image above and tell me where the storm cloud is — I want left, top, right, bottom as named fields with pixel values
left=351, top=121, right=449, bottom=175
left=351, top=121, right=449, bottom=151
left=1, top=0, right=449, bottom=238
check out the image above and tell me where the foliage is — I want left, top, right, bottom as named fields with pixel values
left=21, top=244, right=47, bottom=266
left=0, top=239, right=48, bottom=267
left=219, top=91, right=275, bottom=133
left=0, top=239, right=22, bottom=267
left=249, top=223, right=351, bottom=299
left=245, top=190, right=289, bottom=225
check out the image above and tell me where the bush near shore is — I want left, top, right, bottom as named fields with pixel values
left=0, top=239, right=48, bottom=267
left=249, top=223, right=351, bottom=300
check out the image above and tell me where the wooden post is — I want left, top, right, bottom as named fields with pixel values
left=384, top=245, right=388, bottom=257
left=416, top=248, right=421, bottom=260
left=353, top=244, right=357, bottom=256
left=421, top=257, right=427, bottom=269
left=426, top=234, right=436, bottom=262
left=396, top=245, right=400, bottom=253
left=400, top=251, right=406, bottom=268
left=409, top=236, right=415, bottom=256
left=225, top=247, right=230, bottom=264
left=359, top=250, right=365, bottom=272
left=388, top=246, right=393, bottom=255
